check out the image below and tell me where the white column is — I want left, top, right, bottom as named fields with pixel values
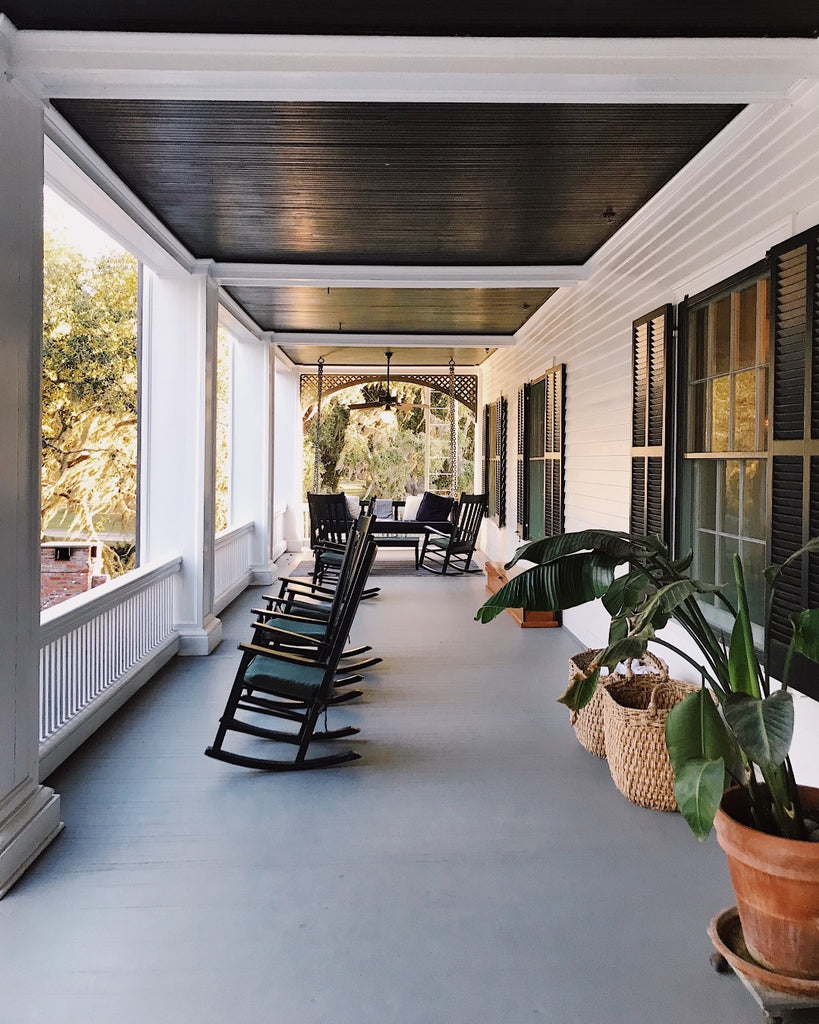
left=231, top=334, right=276, bottom=582
left=274, top=364, right=307, bottom=551
left=140, top=269, right=222, bottom=655
left=0, top=79, right=63, bottom=896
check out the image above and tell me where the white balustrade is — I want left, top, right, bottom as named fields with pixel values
left=38, top=557, right=181, bottom=776
left=213, top=521, right=255, bottom=614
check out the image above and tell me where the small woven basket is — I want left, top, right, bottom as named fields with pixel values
left=601, top=657, right=699, bottom=811
left=568, top=650, right=612, bottom=758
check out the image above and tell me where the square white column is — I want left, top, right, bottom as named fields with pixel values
left=231, top=333, right=276, bottom=583
left=0, top=79, right=63, bottom=896
left=140, top=269, right=222, bottom=655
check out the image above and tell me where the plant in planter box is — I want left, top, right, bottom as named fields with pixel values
left=476, top=530, right=819, bottom=977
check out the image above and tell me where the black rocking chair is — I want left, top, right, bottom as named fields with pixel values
left=204, top=521, right=376, bottom=771
left=418, top=492, right=487, bottom=575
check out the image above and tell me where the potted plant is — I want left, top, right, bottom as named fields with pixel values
left=476, top=530, right=819, bottom=979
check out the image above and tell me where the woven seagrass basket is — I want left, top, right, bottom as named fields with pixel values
left=568, top=650, right=611, bottom=758
left=601, top=658, right=699, bottom=811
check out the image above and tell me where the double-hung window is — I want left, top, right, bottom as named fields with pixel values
left=679, top=267, right=771, bottom=634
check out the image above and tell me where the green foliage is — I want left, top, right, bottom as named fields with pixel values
left=304, top=399, right=351, bottom=493
left=41, top=231, right=138, bottom=569
left=475, top=527, right=819, bottom=841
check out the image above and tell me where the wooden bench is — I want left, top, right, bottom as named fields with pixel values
left=485, top=561, right=560, bottom=628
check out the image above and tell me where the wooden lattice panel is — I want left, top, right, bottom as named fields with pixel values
left=300, top=372, right=478, bottom=414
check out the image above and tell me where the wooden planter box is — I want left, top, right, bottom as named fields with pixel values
left=484, top=561, right=560, bottom=628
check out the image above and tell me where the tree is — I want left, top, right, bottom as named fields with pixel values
left=41, top=232, right=139, bottom=573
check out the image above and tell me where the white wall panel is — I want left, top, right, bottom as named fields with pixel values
left=478, top=85, right=819, bottom=782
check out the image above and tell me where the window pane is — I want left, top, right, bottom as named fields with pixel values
left=743, top=459, right=766, bottom=540
left=720, top=534, right=740, bottom=607
left=693, top=529, right=716, bottom=600
left=689, top=381, right=707, bottom=451
left=758, top=367, right=769, bottom=450
left=736, top=285, right=757, bottom=369
left=733, top=370, right=756, bottom=451
left=696, top=460, right=717, bottom=531
left=721, top=460, right=740, bottom=536
left=711, top=296, right=731, bottom=375
left=528, top=380, right=545, bottom=458
left=528, top=459, right=545, bottom=538
left=758, top=278, right=770, bottom=365
left=741, top=540, right=767, bottom=624
left=691, top=307, right=707, bottom=380
left=710, top=376, right=730, bottom=452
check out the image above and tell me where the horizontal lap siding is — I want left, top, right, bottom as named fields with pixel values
left=480, top=84, right=819, bottom=649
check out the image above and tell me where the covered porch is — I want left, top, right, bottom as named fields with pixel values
left=0, top=570, right=756, bottom=1023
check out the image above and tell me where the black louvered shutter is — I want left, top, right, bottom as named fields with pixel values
left=482, top=403, right=492, bottom=512
left=496, top=396, right=508, bottom=528
left=768, top=226, right=819, bottom=698
left=543, top=366, right=565, bottom=539
left=631, top=305, right=671, bottom=540
left=516, top=385, right=530, bottom=537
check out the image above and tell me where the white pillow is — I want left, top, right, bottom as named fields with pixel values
left=402, top=494, right=423, bottom=521
left=345, top=495, right=361, bottom=519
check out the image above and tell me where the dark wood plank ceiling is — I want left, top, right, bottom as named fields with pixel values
left=226, top=287, right=554, bottom=334
left=55, top=101, right=742, bottom=266
left=6, top=0, right=818, bottom=36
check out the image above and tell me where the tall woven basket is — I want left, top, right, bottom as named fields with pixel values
left=601, top=658, right=699, bottom=811
left=567, top=650, right=611, bottom=758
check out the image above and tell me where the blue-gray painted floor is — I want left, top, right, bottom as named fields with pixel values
left=2, top=564, right=814, bottom=1023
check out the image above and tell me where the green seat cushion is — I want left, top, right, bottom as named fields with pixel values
left=318, top=550, right=344, bottom=566
left=244, top=655, right=324, bottom=701
left=426, top=534, right=450, bottom=549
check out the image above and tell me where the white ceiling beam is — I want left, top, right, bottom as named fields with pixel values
left=270, top=332, right=514, bottom=347
left=212, top=263, right=585, bottom=289
left=7, top=27, right=817, bottom=103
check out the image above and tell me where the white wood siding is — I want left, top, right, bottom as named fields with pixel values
left=478, top=84, right=819, bottom=782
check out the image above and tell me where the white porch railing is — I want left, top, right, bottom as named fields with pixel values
left=213, top=521, right=255, bottom=614
left=39, top=557, right=181, bottom=778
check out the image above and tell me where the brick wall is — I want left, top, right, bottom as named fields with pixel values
left=40, top=544, right=109, bottom=610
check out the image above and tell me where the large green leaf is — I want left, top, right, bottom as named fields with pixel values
left=595, top=636, right=652, bottom=671
left=666, top=688, right=739, bottom=783
left=475, top=551, right=619, bottom=624
left=628, top=578, right=718, bottom=636
left=723, top=691, right=794, bottom=770
left=601, top=568, right=655, bottom=618
left=764, top=537, right=819, bottom=590
left=791, top=608, right=819, bottom=663
left=557, top=665, right=601, bottom=712
left=727, top=555, right=761, bottom=698
left=673, top=757, right=726, bottom=841
left=504, top=530, right=656, bottom=572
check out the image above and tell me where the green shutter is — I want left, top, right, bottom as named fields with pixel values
left=631, top=305, right=671, bottom=540
left=768, top=225, right=819, bottom=699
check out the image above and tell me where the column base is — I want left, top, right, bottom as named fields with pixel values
left=0, top=783, right=63, bottom=898
left=177, top=613, right=222, bottom=656
left=251, top=560, right=276, bottom=586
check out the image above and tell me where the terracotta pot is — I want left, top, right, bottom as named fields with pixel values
left=714, top=786, right=819, bottom=979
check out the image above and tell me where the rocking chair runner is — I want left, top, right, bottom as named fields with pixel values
left=204, top=521, right=376, bottom=771
left=418, top=492, right=487, bottom=574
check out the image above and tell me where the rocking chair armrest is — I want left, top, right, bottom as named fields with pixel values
left=253, top=612, right=327, bottom=631
left=269, top=576, right=335, bottom=592
left=313, top=539, right=345, bottom=553
left=252, top=603, right=328, bottom=622
left=238, top=641, right=329, bottom=669
left=252, top=622, right=323, bottom=646
left=423, top=524, right=450, bottom=539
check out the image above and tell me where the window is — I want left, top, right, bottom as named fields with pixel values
left=679, top=266, right=770, bottom=631
left=215, top=324, right=233, bottom=532
left=519, top=366, right=565, bottom=539
left=483, top=396, right=507, bottom=526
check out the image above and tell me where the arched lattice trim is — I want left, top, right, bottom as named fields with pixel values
left=300, top=371, right=478, bottom=415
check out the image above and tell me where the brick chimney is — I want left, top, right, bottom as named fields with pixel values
left=40, top=543, right=109, bottom=610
